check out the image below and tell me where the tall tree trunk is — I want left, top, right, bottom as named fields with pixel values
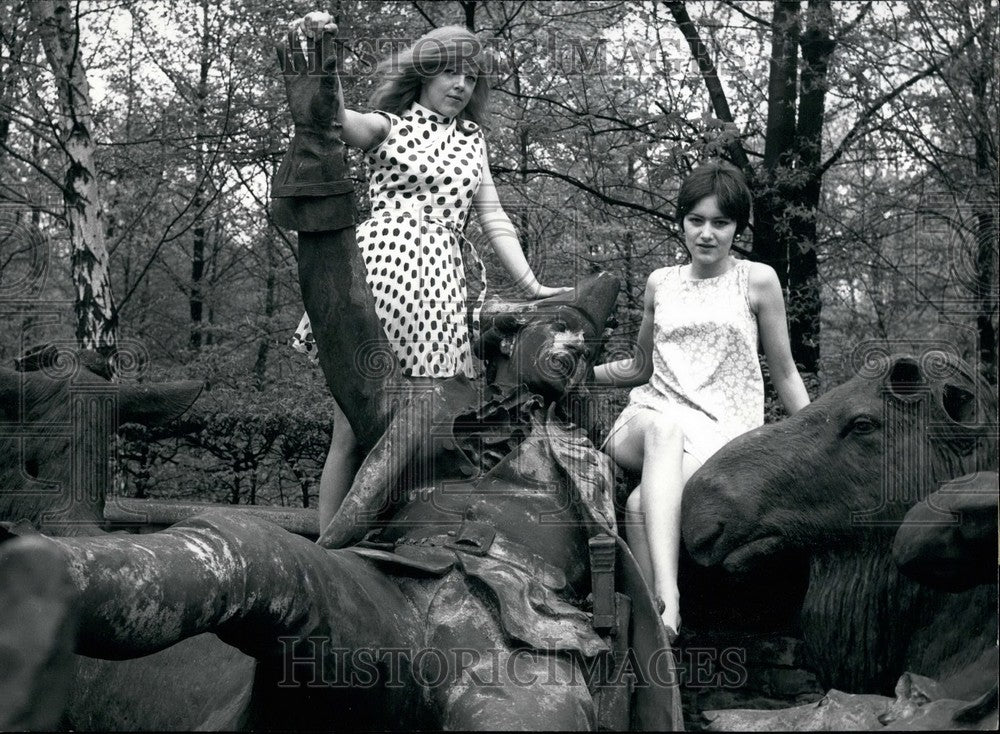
left=966, top=0, right=998, bottom=384
left=206, top=216, right=221, bottom=346
left=787, top=0, right=835, bottom=374
left=254, top=232, right=277, bottom=388
left=753, top=0, right=800, bottom=279
left=190, top=0, right=211, bottom=350
left=29, top=0, right=117, bottom=356
left=663, top=0, right=751, bottom=171
left=0, top=1, right=32, bottom=162
left=461, top=0, right=476, bottom=31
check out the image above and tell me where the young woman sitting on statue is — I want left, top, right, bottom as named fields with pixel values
left=593, top=161, right=811, bottom=640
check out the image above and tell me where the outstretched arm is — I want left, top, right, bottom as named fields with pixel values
left=473, top=159, right=571, bottom=299
left=750, top=263, right=810, bottom=414
left=593, top=270, right=656, bottom=387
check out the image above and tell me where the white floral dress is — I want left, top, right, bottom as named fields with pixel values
left=605, top=260, right=764, bottom=464
left=293, top=101, right=486, bottom=378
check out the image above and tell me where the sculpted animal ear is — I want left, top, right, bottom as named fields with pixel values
left=887, top=356, right=928, bottom=399
left=494, top=312, right=523, bottom=334
left=118, top=381, right=202, bottom=426
left=941, top=383, right=978, bottom=426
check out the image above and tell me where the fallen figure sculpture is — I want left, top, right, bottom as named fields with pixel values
left=0, top=275, right=681, bottom=730
left=0, top=29, right=682, bottom=730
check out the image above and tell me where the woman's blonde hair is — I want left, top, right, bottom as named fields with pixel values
left=369, top=25, right=491, bottom=126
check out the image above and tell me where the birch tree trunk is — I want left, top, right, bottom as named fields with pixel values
left=28, top=0, right=117, bottom=356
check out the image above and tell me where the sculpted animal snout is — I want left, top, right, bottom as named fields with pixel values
left=684, top=517, right=727, bottom=566
left=681, top=469, right=755, bottom=566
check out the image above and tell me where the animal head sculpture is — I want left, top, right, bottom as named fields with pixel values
left=0, top=355, right=202, bottom=534
left=682, top=352, right=997, bottom=572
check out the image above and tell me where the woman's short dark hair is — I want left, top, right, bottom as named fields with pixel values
left=369, top=26, right=491, bottom=126
left=676, top=161, right=753, bottom=235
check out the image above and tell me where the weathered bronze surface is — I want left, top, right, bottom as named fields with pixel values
left=683, top=353, right=998, bottom=729
left=0, top=30, right=682, bottom=731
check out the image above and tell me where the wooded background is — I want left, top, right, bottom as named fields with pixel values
left=1, top=0, right=996, bottom=507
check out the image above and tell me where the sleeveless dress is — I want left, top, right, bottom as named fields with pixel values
left=292, top=101, right=486, bottom=378
left=605, top=259, right=764, bottom=464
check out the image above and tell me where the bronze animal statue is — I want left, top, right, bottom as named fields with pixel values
left=0, top=275, right=681, bottom=730
left=682, top=352, right=998, bottom=724
left=892, top=470, right=998, bottom=593
left=0, top=358, right=201, bottom=535
left=0, top=30, right=682, bottom=731
left=698, top=469, right=999, bottom=732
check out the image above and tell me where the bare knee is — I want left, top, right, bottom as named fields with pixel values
left=625, top=487, right=643, bottom=515
left=644, top=413, right=683, bottom=447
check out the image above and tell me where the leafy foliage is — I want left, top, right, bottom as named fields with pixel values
left=1, top=0, right=995, bottom=505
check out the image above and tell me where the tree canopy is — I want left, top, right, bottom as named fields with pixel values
left=1, top=0, right=996, bottom=506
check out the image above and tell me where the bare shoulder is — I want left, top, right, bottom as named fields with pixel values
left=746, top=261, right=782, bottom=310
left=643, top=267, right=670, bottom=307
left=647, top=266, right=672, bottom=287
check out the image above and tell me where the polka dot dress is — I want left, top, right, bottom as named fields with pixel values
left=293, top=101, right=486, bottom=378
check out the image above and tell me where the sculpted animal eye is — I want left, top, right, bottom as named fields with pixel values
left=847, top=415, right=880, bottom=435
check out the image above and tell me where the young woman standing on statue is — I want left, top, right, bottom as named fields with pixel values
left=288, top=13, right=569, bottom=531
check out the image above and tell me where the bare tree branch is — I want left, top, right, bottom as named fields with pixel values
left=408, top=1, right=436, bottom=30
left=493, top=163, right=673, bottom=223
left=0, top=138, right=68, bottom=194
left=662, top=0, right=752, bottom=172
left=490, top=1, right=528, bottom=37
left=838, top=0, right=873, bottom=38
left=719, top=0, right=772, bottom=28
left=819, top=12, right=991, bottom=176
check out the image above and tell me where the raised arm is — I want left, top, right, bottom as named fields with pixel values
left=592, top=271, right=656, bottom=387
left=342, top=110, right=390, bottom=150
left=750, top=262, right=810, bottom=414
left=473, top=158, right=570, bottom=298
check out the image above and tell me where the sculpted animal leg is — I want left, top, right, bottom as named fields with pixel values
left=0, top=535, right=76, bottom=731
left=31, top=510, right=417, bottom=660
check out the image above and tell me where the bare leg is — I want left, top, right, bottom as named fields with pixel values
left=318, top=398, right=360, bottom=533
left=602, top=410, right=699, bottom=634
left=622, top=451, right=701, bottom=634
left=624, top=487, right=653, bottom=584
left=637, top=416, right=684, bottom=632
